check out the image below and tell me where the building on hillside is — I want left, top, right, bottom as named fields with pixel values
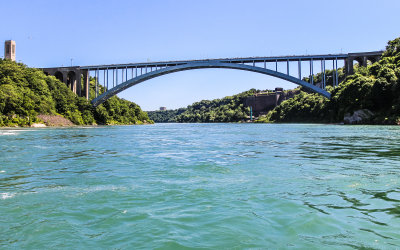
left=159, top=107, right=167, bottom=111
left=244, top=87, right=299, bottom=116
left=4, top=40, right=16, bottom=61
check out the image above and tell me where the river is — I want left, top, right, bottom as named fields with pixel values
left=1, top=124, right=400, bottom=248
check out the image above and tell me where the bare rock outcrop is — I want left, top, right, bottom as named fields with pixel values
left=343, top=109, right=374, bottom=124
left=37, top=114, right=74, bottom=126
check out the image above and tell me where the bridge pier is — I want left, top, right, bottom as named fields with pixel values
left=42, top=67, right=90, bottom=100
left=76, top=73, right=81, bottom=96
left=345, top=52, right=382, bottom=75
left=82, top=69, right=90, bottom=100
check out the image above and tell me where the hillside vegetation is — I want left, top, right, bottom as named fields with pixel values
left=258, top=37, right=400, bottom=125
left=0, top=59, right=152, bottom=126
left=148, top=89, right=272, bottom=123
left=175, top=90, right=252, bottom=123
left=147, top=108, right=186, bottom=123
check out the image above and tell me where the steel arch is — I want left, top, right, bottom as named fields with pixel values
left=91, top=61, right=331, bottom=107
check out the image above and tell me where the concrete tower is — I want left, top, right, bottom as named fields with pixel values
left=4, top=40, right=16, bottom=61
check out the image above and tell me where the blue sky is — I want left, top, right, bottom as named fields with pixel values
left=1, top=0, right=400, bottom=110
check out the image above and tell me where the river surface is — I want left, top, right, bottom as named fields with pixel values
left=1, top=124, right=400, bottom=249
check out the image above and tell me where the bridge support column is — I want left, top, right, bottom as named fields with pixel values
left=361, top=56, right=368, bottom=67
left=76, top=70, right=82, bottom=97
left=83, top=70, right=90, bottom=100
left=345, top=58, right=354, bottom=75
left=72, top=78, right=77, bottom=95
left=62, top=72, right=68, bottom=87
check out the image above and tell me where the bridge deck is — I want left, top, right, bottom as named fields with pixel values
left=79, top=52, right=381, bottom=70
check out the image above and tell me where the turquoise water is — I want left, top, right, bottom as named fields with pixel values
left=1, top=124, right=400, bottom=249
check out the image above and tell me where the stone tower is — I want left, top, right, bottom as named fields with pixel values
left=4, top=40, right=16, bottom=61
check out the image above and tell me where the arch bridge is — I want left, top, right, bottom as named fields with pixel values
left=42, top=51, right=382, bottom=107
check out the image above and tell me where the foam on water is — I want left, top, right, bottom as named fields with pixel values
left=0, top=129, right=38, bottom=136
left=1, top=193, right=15, bottom=200
left=30, top=184, right=133, bottom=196
left=0, top=131, right=19, bottom=136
